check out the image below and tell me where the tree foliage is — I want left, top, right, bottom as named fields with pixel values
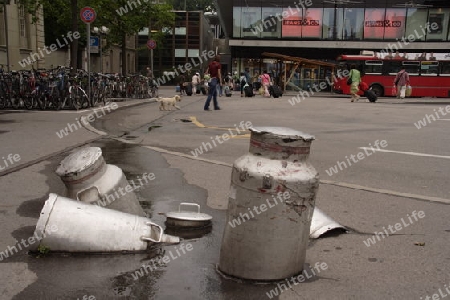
left=18, top=0, right=175, bottom=74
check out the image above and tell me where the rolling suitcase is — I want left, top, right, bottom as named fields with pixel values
left=269, top=85, right=282, bottom=98
left=244, top=85, right=254, bottom=97
left=186, top=83, right=193, bottom=96
left=224, top=86, right=232, bottom=97
left=365, top=89, right=377, bottom=102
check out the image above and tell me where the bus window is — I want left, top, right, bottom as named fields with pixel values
left=364, top=60, right=382, bottom=74
left=440, top=61, right=450, bottom=76
left=421, top=61, right=439, bottom=76
left=387, top=61, right=402, bottom=75
left=403, top=61, right=420, bottom=75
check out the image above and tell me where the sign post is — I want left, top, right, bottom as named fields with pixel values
left=147, top=39, right=157, bottom=75
left=80, top=6, right=96, bottom=106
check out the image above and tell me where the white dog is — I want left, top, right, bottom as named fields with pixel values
left=157, top=95, right=181, bottom=111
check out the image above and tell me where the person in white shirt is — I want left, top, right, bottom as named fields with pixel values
left=192, top=72, right=201, bottom=95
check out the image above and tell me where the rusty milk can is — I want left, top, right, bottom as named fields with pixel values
left=218, top=127, right=319, bottom=281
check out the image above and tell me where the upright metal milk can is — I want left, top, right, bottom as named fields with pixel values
left=219, top=127, right=319, bottom=281
left=55, top=147, right=146, bottom=216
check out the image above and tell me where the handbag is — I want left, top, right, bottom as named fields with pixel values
left=391, top=85, right=397, bottom=96
left=346, top=70, right=352, bottom=85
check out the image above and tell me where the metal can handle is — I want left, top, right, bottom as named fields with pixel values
left=141, top=221, right=163, bottom=243
left=76, top=185, right=101, bottom=202
left=179, top=202, right=200, bottom=213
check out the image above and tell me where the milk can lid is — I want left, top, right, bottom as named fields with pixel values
left=55, top=147, right=103, bottom=176
left=250, top=127, right=315, bottom=141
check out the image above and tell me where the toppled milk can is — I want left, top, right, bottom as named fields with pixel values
left=32, top=193, right=179, bottom=253
left=55, top=147, right=146, bottom=217
left=219, top=127, right=319, bottom=281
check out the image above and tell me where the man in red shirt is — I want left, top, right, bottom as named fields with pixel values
left=204, top=55, right=222, bottom=111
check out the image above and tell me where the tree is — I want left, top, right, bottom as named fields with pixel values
left=93, top=0, right=174, bottom=75
left=19, top=0, right=175, bottom=74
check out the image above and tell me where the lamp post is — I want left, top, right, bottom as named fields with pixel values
left=93, top=26, right=109, bottom=73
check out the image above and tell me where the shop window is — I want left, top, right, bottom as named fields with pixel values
left=260, top=7, right=282, bottom=39
left=405, top=8, right=427, bottom=41
left=343, top=8, right=364, bottom=40
left=427, top=8, right=450, bottom=41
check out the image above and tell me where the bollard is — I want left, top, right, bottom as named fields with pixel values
left=55, top=147, right=146, bottom=217
left=32, top=193, right=179, bottom=252
left=219, top=127, right=319, bottom=281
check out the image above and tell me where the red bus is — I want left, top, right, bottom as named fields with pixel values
left=333, top=52, right=450, bottom=98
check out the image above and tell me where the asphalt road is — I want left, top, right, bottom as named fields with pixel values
left=0, top=87, right=449, bottom=300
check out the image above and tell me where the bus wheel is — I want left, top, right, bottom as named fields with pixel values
left=371, top=84, right=384, bottom=97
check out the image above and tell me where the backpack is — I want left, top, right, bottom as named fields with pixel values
left=240, top=75, right=247, bottom=86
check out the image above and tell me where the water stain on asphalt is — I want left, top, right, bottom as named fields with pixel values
left=13, top=138, right=281, bottom=300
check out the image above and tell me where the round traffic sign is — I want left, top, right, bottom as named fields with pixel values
left=80, top=7, right=96, bottom=24
left=147, top=39, right=157, bottom=50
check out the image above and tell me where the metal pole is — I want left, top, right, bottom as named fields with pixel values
left=4, top=3, right=10, bottom=71
left=87, top=23, right=91, bottom=106
left=100, top=34, right=103, bottom=73
left=150, top=48, right=154, bottom=73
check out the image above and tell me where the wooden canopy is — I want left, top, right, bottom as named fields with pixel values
left=261, top=52, right=336, bottom=68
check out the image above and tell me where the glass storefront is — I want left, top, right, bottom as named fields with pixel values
left=232, top=4, right=450, bottom=41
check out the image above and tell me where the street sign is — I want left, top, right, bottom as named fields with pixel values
left=80, top=7, right=96, bottom=24
left=147, top=39, right=157, bottom=50
left=90, top=36, right=99, bottom=54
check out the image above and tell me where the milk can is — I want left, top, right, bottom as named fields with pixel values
left=32, top=193, right=179, bottom=252
left=218, top=127, right=319, bottom=281
left=55, top=147, right=146, bottom=217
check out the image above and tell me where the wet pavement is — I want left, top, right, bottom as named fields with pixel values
left=9, top=139, right=282, bottom=300
left=2, top=89, right=450, bottom=300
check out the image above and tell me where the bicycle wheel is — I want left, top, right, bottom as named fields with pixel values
left=50, top=89, right=62, bottom=111
left=36, top=92, right=48, bottom=110
left=0, top=83, right=8, bottom=109
left=23, top=95, right=34, bottom=110
left=11, top=93, right=21, bottom=109
left=103, top=86, right=111, bottom=106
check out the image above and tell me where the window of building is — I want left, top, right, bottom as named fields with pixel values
left=241, top=6, right=262, bottom=38
left=427, top=8, right=450, bottom=41
left=0, top=11, right=5, bottom=45
left=260, top=7, right=282, bottom=39
left=322, top=7, right=344, bottom=40
left=405, top=8, right=428, bottom=41
left=384, top=8, right=406, bottom=40
left=302, top=8, right=323, bottom=38
left=18, top=6, right=29, bottom=48
left=343, top=8, right=364, bottom=40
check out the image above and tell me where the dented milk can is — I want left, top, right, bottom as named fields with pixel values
left=55, top=147, right=146, bottom=216
left=32, top=193, right=179, bottom=253
left=218, top=127, right=319, bottom=281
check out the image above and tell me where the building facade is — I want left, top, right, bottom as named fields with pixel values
left=215, top=0, right=450, bottom=79
left=0, top=2, right=45, bottom=71
left=137, top=10, right=216, bottom=80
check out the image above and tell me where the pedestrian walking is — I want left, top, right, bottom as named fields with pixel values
left=203, top=55, right=222, bottom=111
left=260, top=70, right=272, bottom=97
left=179, top=73, right=186, bottom=95
left=394, top=67, right=410, bottom=99
left=348, top=64, right=361, bottom=102
left=192, top=72, right=201, bottom=95
left=239, top=72, right=247, bottom=97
